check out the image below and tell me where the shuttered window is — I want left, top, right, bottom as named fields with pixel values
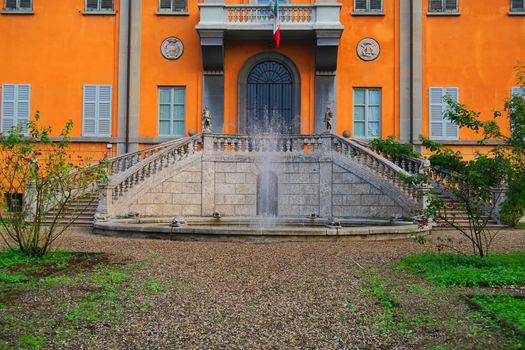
left=511, top=86, right=525, bottom=97
left=82, top=85, right=112, bottom=137
left=85, top=0, right=113, bottom=11
left=3, top=0, right=32, bottom=10
left=158, top=87, right=186, bottom=137
left=1, top=84, right=31, bottom=136
left=158, top=0, right=187, bottom=12
left=354, top=0, right=383, bottom=12
left=429, top=87, right=459, bottom=140
left=353, top=88, right=381, bottom=138
left=429, top=0, right=458, bottom=12
left=511, top=0, right=525, bottom=11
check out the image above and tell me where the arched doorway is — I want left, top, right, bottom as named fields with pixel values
left=247, top=61, right=293, bottom=134
left=238, top=53, right=301, bottom=134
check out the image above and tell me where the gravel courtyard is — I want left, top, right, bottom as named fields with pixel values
left=2, top=228, right=525, bottom=349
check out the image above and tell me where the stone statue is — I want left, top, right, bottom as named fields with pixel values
left=418, top=155, right=432, bottom=177
left=202, top=107, right=212, bottom=133
left=324, top=107, right=333, bottom=133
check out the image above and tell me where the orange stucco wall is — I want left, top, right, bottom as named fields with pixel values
left=0, top=0, right=119, bottom=137
left=0, top=0, right=119, bottom=159
left=139, top=0, right=202, bottom=138
left=1, top=0, right=524, bottom=160
left=422, top=0, right=525, bottom=141
left=337, top=0, right=399, bottom=138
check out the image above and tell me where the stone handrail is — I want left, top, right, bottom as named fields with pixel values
left=227, top=5, right=313, bottom=24
left=105, top=138, right=190, bottom=177
left=352, top=138, right=423, bottom=175
left=333, top=135, right=419, bottom=199
left=108, top=135, right=203, bottom=202
left=209, top=133, right=323, bottom=154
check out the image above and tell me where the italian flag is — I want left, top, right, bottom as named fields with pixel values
left=272, top=0, right=280, bottom=48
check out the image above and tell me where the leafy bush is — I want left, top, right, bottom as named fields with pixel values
left=369, top=136, right=421, bottom=159
left=398, top=252, right=525, bottom=287
left=0, top=114, right=107, bottom=257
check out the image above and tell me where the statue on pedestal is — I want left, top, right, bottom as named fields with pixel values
left=324, top=107, right=333, bottom=133
left=202, top=107, right=212, bottom=133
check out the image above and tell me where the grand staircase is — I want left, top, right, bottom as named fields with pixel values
left=52, top=133, right=508, bottom=229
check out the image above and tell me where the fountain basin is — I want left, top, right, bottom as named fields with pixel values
left=93, top=217, right=429, bottom=242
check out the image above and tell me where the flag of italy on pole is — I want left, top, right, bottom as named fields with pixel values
left=272, top=0, right=280, bottom=48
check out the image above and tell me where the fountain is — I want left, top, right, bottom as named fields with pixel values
left=93, top=106, right=430, bottom=241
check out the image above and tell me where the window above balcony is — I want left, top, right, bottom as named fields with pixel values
left=352, top=0, right=384, bottom=16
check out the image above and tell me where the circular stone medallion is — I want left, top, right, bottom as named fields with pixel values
left=161, top=37, right=184, bottom=60
left=356, top=38, right=380, bottom=61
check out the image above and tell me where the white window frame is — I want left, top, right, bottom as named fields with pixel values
left=353, top=88, right=382, bottom=139
left=158, top=0, right=187, bottom=13
left=82, top=84, right=112, bottom=137
left=353, top=0, right=383, bottom=13
left=510, top=0, right=525, bottom=12
left=1, top=84, right=31, bottom=136
left=158, top=87, right=186, bottom=137
left=428, top=0, right=459, bottom=13
left=429, top=87, right=459, bottom=141
left=3, top=0, right=32, bottom=11
left=84, top=0, right=114, bottom=12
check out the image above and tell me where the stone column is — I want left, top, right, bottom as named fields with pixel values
left=411, top=0, right=423, bottom=151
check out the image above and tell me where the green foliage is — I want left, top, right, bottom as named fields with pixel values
left=18, top=334, right=46, bottom=348
left=399, top=252, right=525, bottom=287
left=471, top=294, right=525, bottom=333
left=0, top=249, right=74, bottom=269
left=369, top=136, right=421, bottom=159
left=0, top=113, right=107, bottom=257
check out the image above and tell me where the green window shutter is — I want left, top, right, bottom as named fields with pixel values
left=429, top=0, right=443, bottom=11
left=173, top=0, right=186, bottom=11
left=511, top=0, right=524, bottom=10
left=429, top=87, right=444, bottom=139
left=159, top=0, right=172, bottom=10
left=355, top=0, right=367, bottom=10
left=19, top=0, right=31, bottom=9
left=512, top=87, right=525, bottom=97
left=444, top=87, right=459, bottom=139
left=101, top=0, right=113, bottom=10
left=16, top=84, right=30, bottom=136
left=369, top=0, right=382, bottom=10
left=173, top=87, right=186, bottom=136
left=86, top=0, right=98, bottom=10
left=97, top=85, right=112, bottom=136
left=445, top=0, right=457, bottom=10
left=1, top=84, right=16, bottom=134
left=83, top=85, right=97, bottom=136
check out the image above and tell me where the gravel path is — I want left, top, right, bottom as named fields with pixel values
left=10, top=229, right=525, bottom=349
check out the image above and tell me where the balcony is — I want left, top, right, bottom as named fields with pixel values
left=196, top=2, right=343, bottom=40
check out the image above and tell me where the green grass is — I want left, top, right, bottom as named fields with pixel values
left=0, top=249, right=76, bottom=269
left=472, top=294, right=525, bottom=332
left=398, top=252, right=525, bottom=287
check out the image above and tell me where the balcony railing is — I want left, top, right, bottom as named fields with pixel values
left=227, top=5, right=313, bottom=25
left=197, top=2, right=342, bottom=32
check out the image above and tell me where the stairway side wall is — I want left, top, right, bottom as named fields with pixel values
left=124, top=155, right=413, bottom=219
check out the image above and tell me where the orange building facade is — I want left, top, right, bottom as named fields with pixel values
left=1, top=0, right=524, bottom=159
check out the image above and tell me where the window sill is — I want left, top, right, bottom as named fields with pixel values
left=426, top=11, right=460, bottom=16
left=1, top=9, right=34, bottom=15
left=156, top=11, right=189, bottom=16
left=351, top=11, right=385, bottom=16
left=508, top=11, right=525, bottom=16
left=82, top=10, right=116, bottom=16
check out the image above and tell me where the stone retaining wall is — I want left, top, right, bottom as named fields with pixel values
left=126, top=154, right=414, bottom=219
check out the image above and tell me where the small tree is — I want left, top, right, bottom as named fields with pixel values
left=419, top=66, right=525, bottom=256
left=0, top=113, right=107, bottom=257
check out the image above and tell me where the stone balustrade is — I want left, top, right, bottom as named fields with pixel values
left=332, top=136, right=418, bottom=199
left=210, top=134, right=323, bottom=154
left=227, top=5, right=313, bottom=25
left=108, top=135, right=203, bottom=203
